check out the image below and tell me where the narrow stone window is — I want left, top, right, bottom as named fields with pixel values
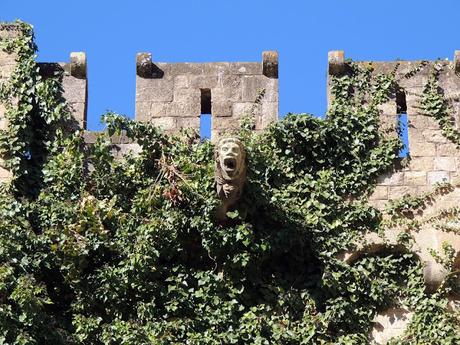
left=200, top=89, right=212, bottom=140
left=396, top=90, right=409, bottom=157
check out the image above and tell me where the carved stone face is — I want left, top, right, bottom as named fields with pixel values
left=217, top=137, right=245, bottom=181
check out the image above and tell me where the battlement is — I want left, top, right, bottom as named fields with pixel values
left=135, top=51, right=278, bottom=138
left=326, top=51, right=460, bottom=208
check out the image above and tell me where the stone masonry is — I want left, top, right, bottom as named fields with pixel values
left=0, top=24, right=88, bottom=183
left=2, top=22, right=460, bottom=344
left=328, top=51, right=460, bottom=344
left=135, top=51, right=279, bottom=139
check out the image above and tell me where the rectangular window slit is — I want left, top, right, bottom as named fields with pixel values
left=396, top=90, right=409, bottom=157
left=398, top=113, right=409, bottom=157
left=200, top=89, right=212, bottom=140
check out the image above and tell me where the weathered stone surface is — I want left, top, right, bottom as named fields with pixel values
left=427, top=171, right=450, bottom=185
left=262, top=51, right=278, bottom=78
left=434, top=157, right=456, bottom=171
left=370, top=186, right=388, bottom=200
left=229, top=62, right=261, bottom=75
left=241, top=76, right=278, bottom=102
left=150, top=117, right=175, bottom=130
left=174, top=75, right=189, bottom=88
left=437, top=143, right=459, bottom=156
left=371, top=308, right=413, bottom=344
left=136, top=79, right=174, bottom=102
left=173, top=88, right=200, bottom=103
left=410, top=141, right=436, bottom=157
left=70, top=52, right=87, bottom=79
left=176, top=116, right=200, bottom=129
left=215, top=137, right=246, bottom=221
left=232, top=102, right=254, bottom=118
left=377, top=172, right=405, bottom=186
left=455, top=50, right=460, bottom=74
left=388, top=186, right=417, bottom=199
left=190, top=75, right=219, bottom=89
left=136, top=53, right=153, bottom=78
left=328, top=50, right=345, bottom=76
left=133, top=54, right=278, bottom=135
left=423, top=129, right=447, bottom=143
left=212, top=101, right=233, bottom=117
left=409, top=157, right=434, bottom=171
left=404, top=171, right=426, bottom=186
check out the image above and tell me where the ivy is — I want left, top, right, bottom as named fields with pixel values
left=0, top=22, right=458, bottom=344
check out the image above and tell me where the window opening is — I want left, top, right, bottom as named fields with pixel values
left=200, top=89, right=212, bottom=140
left=396, top=90, right=409, bottom=157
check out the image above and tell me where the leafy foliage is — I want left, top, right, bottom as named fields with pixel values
left=0, top=21, right=458, bottom=344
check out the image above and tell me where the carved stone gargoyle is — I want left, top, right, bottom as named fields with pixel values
left=214, top=137, right=246, bottom=221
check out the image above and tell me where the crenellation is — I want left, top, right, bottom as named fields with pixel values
left=135, top=51, right=279, bottom=139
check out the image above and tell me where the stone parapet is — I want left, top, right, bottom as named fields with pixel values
left=135, top=51, right=279, bottom=139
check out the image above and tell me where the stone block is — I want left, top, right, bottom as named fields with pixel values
left=410, top=141, right=436, bottom=157
left=409, top=115, right=440, bottom=130
left=262, top=51, right=278, bottom=78
left=135, top=101, right=152, bottom=120
left=212, top=85, right=241, bottom=103
left=377, top=172, right=404, bottom=186
left=166, top=102, right=201, bottom=117
left=174, top=75, right=189, bottom=88
left=168, top=63, right=204, bottom=75
left=229, top=62, right=261, bottom=75
left=427, top=171, right=450, bottom=185
left=150, top=102, right=169, bottom=117
left=434, top=157, right=456, bottom=171
left=212, top=101, right=233, bottom=117
left=176, top=116, right=200, bottom=129
left=190, top=75, right=219, bottom=89
left=455, top=50, right=460, bottom=74
left=150, top=117, right=175, bottom=130
left=136, top=53, right=153, bottom=78
left=212, top=117, right=240, bottom=131
left=62, top=77, right=86, bottom=103
left=422, top=129, right=447, bottom=143
left=232, top=102, right=255, bottom=118
left=407, top=127, right=424, bottom=143
left=370, top=186, right=388, bottom=200
left=68, top=102, right=86, bottom=128
left=451, top=173, right=460, bottom=187
left=202, top=62, right=231, bottom=75
left=328, top=50, right=345, bottom=76
left=136, top=79, right=174, bottom=102
left=260, top=101, right=279, bottom=127
left=409, top=157, right=434, bottom=171
left=70, top=52, right=87, bottom=79
left=437, top=143, right=459, bottom=156
left=173, top=88, right=200, bottom=103
left=241, top=76, right=278, bottom=102
left=404, top=171, right=427, bottom=186
left=388, top=186, right=417, bottom=199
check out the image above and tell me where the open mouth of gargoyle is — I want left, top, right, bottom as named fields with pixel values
left=223, top=157, right=237, bottom=171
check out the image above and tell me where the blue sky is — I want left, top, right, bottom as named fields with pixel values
left=1, top=0, right=460, bottom=132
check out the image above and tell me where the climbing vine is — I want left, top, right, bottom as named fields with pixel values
left=0, top=21, right=458, bottom=344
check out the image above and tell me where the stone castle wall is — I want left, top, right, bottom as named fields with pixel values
left=135, top=51, right=278, bottom=138
left=328, top=51, right=460, bottom=209
left=2, top=23, right=460, bottom=344
left=328, top=51, right=460, bottom=344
